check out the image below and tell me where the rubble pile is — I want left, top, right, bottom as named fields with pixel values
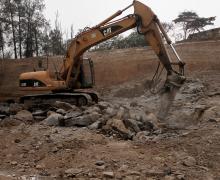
left=0, top=98, right=161, bottom=141
left=0, top=79, right=218, bottom=141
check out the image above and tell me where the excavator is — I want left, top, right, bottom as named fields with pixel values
left=19, top=0, right=185, bottom=107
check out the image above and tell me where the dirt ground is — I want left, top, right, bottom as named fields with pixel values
left=0, top=41, right=220, bottom=180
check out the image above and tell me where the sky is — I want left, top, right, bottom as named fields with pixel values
left=44, top=0, right=220, bottom=38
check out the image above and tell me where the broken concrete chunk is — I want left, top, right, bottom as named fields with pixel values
left=43, top=113, right=64, bottom=126
left=0, top=104, right=10, bottom=115
left=65, top=115, right=94, bottom=127
left=54, top=101, right=77, bottom=111
left=111, top=118, right=133, bottom=139
left=183, top=156, right=197, bottom=167
left=98, top=101, right=110, bottom=110
left=123, top=119, right=141, bottom=133
left=64, top=110, right=82, bottom=120
left=88, top=121, right=102, bottom=130
left=103, top=171, right=114, bottom=178
left=133, top=131, right=151, bottom=142
left=56, top=109, right=66, bottom=115
left=115, top=107, right=125, bottom=119
left=14, top=110, right=33, bottom=122
left=64, top=168, right=82, bottom=177
left=9, top=103, right=24, bottom=115
left=105, top=107, right=117, bottom=117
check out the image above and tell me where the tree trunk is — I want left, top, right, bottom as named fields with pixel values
left=18, top=7, right=22, bottom=59
left=9, top=3, right=17, bottom=59
left=25, top=21, right=31, bottom=57
left=1, top=46, right=4, bottom=59
left=0, top=25, right=4, bottom=59
left=34, top=28, right=39, bottom=56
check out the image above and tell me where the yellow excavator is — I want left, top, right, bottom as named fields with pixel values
left=19, top=0, right=185, bottom=106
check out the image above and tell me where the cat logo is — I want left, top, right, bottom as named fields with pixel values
left=100, top=25, right=122, bottom=36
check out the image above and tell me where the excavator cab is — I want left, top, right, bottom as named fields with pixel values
left=79, top=58, right=95, bottom=88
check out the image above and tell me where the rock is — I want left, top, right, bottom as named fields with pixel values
left=95, top=160, right=105, bottom=166
left=176, top=174, right=186, bottom=180
left=133, top=131, right=151, bottom=142
left=34, top=116, right=46, bottom=121
left=89, top=112, right=101, bottom=122
left=32, top=110, right=47, bottom=116
left=88, top=121, right=102, bottom=130
left=118, top=164, right=129, bottom=172
left=36, top=164, right=45, bottom=170
left=54, top=101, right=77, bottom=111
left=14, top=139, right=21, bottom=143
left=105, top=107, right=117, bottom=117
left=11, top=161, right=17, bottom=165
left=181, top=79, right=205, bottom=95
left=0, top=117, right=24, bottom=127
left=202, top=106, right=220, bottom=122
left=39, top=170, right=50, bottom=176
left=56, top=109, right=66, bottom=115
left=126, top=170, right=141, bottom=176
left=98, top=101, right=110, bottom=110
left=14, top=110, right=33, bottom=122
left=18, top=168, right=25, bottom=172
left=163, top=166, right=172, bottom=175
left=96, top=165, right=105, bottom=170
left=115, top=107, right=125, bottom=119
left=84, top=106, right=101, bottom=114
left=129, top=109, right=142, bottom=121
left=0, top=104, right=10, bottom=115
left=64, top=110, right=82, bottom=119
left=130, top=101, right=138, bottom=107
left=98, top=117, right=107, bottom=124
left=65, top=115, right=94, bottom=127
left=124, top=119, right=141, bottom=133
left=47, top=110, right=56, bottom=116
left=164, top=175, right=175, bottom=180
left=9, top=103, right=24, bottom=115
left=103, top=171, right=114, bottom=178
left=52, top=147, right=59, bottom=153
left=64, top=168, right=82, bottom=177
left=0, top=114, right=6, bottom=119
left=43, top=113, right=64, bottom=126
left=143, top=113, right=159, bottom=129
left=109, top=118, right=133, bottom=139
left=183, top=156, right=197, bottom=166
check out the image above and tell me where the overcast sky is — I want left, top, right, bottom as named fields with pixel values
left=44, top=0, right=219, bottom=37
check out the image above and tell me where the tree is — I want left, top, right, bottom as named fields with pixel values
left=188, top=17, right=216, bottom=33
left=1, top=0, right=18, bottom=59
left=23, top=0, right=48, bottom=58
left=173, top=11, right=216, bottom=39
left=49, top=11, right=65, bottom=56
left=0, top=0, right=51, bottom=59
left=162, top=22, right=174, bottom=34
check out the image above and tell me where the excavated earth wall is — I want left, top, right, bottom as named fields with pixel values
left=0, top=40, right=220, bottom=101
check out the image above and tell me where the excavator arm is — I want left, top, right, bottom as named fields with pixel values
left=61, top=0, right=185, bottom=89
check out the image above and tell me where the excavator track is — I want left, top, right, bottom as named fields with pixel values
left=20, top=92, right=95, bottom=109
